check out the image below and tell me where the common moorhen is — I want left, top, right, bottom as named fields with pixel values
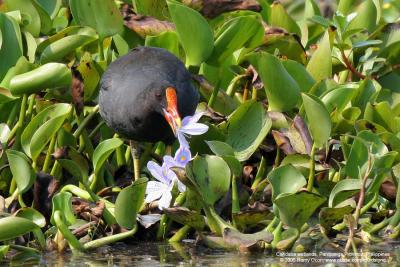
left=99, top=47, right=199, bottom=179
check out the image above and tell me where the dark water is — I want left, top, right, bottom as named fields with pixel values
left=5, top=240, right=400, bottom=266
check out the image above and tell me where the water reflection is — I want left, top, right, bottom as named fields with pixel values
left=5, top=240, right=400, bottom=266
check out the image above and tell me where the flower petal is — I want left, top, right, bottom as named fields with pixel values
left=163, top=155, right=176, bottom=168
left=182, top=112, right=205, bottom=126
left=158, top=191, right=172, bottom=210
left=180, top=123, right=209, bottom=135
left=177, top=180, right=186, bottom=192
left=147, top=161, right=169, bottom=184
left=177, top=132, right=189, bottom=147
left=145, top=181, right=168, bottom=203
left=174, top=146, right=191, bottom=167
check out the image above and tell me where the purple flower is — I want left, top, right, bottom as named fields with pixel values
left=176, top=112, right=209, bottom=147
left=145, top=148, right=188, bottom=209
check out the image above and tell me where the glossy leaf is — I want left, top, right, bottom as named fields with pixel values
left=346, top=130, right=387, bottom=179
left=164, top=207, right=206, bottom=230
left=51, top=192, right=75, bottom=226
left=92, top=138, right=123, bottom=176
left=347, top=0, right=378, bottom=33
left=0, top=13, right=23, bottom=81
left=248, top=52, right=300, bottom=111
left=5, top=0, right=41, bottom=37
left=209, top=15, right=264, bottom=66
left=206, top=140, right=235, bottom=157
left=15, top=208, right=46, bottom=228
left=41, top=34, right=96, bottom=63
left=0, top=216, right=40, bottom=241
left=282, top=59, right=315, bottom=92
left=187, top=155, right=231, bottom=206
left=0, top=245, right=9, bottom=261
left=76, top=52, right=100, bottom=101
left=321, top=85, right=357, bottom=113
left=269, top=2, right=301, bottom=36
left=306, top=31, right=332, bottom=81
left=145, top=31, right=180, bottom=57
left=21, top=103, right=71, bottom=160
left=69, top=0, right=123, bottom=39
left=36, top=0, right=62, bottom=18
left=268, top=164, right=307, bottom=199
left=274, top=191, right=325, bottom=229
left=9, top=63, right=72, bottom=96
left=167, top=0, right=213, bottom=66
left=115, top=178, right=147, bottom=229
left=301, top=93, right=331, bottom=147
left=6, top=150, right=36, bottom=194
left=329, top=179, right=362, bottom=207
left=223, top=101, right=272, bottom=161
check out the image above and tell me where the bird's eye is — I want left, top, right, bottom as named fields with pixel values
left=155, top=91, right=162, bottom=101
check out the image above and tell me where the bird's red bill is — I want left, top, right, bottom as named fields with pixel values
left=163, top=87, right=182, bottom=135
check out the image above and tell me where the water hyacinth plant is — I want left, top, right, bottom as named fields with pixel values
left=0, top=0, right=400, bottom=265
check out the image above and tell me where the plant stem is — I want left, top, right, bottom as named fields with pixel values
left=53, top=210, right=84, bottom=251
left=251, top=156, right=266, bottom=190
left=207, top=80, right=220, bottom=108
left=251, top=87, right=257, bottom=100
left=73, top=105, right=99, bottom=138
left=226, top=74, right=246, bottom=96
left=130, top=140, right=140, bottom=181
left=42, top=134, right=57, bottom=173
left=98, top=38, right=105, bottom=61
left=83, top=225, right=138, bottom=250
left=25, top=94, right=36, bottom=122
left=231, top=175, right=239, bottom=227
left=169, top=225, right=191, bottom=243
left=13, top=94, right=28, bottom=150
left=306, top=144, right=316, bottom=191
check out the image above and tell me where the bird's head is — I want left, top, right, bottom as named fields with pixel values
left=159, top=87, right=182, bottom=136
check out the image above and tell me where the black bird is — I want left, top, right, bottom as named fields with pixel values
left=99, top=47, right=199, bottom=178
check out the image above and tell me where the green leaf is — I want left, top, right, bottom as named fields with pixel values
left=321, top=85, right=357, bottom=113
left=21, top=103, right=71, bottom=160
left=145, top=31, right=180, bottom=58
left=367, top=151, right=398, bottom=193
left=92, top=138, right=123, bottom=176
left=282, top=59, right=315, bottom=92
left=187, top=155, right=231, bottom=206
left=58, top=159, right=88, bottom=184
left=347, top=0, right=377, bottom=33
left=40, top=34, right=96, bottom=63
left=329, top=179, right=361, bottom=207
left=164, top=207, right=206, bottom=230
left=15, top=207, right=46, bottom=228
left=115, top=178, right=147, bottom=229
left=167, top=0, right=213, bottom=66
left=134, top=0, right=169, bottom=20
left=346, top=130, right=387, bottom=179
left=23, top=31, right=37, bottom=63
left=206, top=140, right=235, bottom=156
left=223, top=101, right=272, bottom=161
left=6, top=150, right=36, bottom=194
left=9, top=63, right=72, bottom=96
left=306, top=31, right=332, bottom=81
left=269, top=2, right=301, bottom=36
left=5, top=0, right=41, bottom=37
left=248, top=52, right=300, bottom=111
left=208, top=15, right=264, bottom=66
left=36, top=0, right=62, bottom=18
left=51, top=192, right=75, bottom=226
left=0, top=245, right=9, bottom=261
left=301, top=93, right=331, bottom=147
left=69, top=0, right=123, bottom=39
left=319, top=205, right=354, bottom=231
left=76, top=52, right=100, bottom=101
left=268, top=164, right=307, bottom=199
left=0, top=13, right=23, bottom=81
left=274, top=191, right=325, bottom=229
left=0, top=216, right=40, bottom=241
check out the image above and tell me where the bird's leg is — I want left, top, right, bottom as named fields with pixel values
left=130, top=140, right=141, bottom=181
